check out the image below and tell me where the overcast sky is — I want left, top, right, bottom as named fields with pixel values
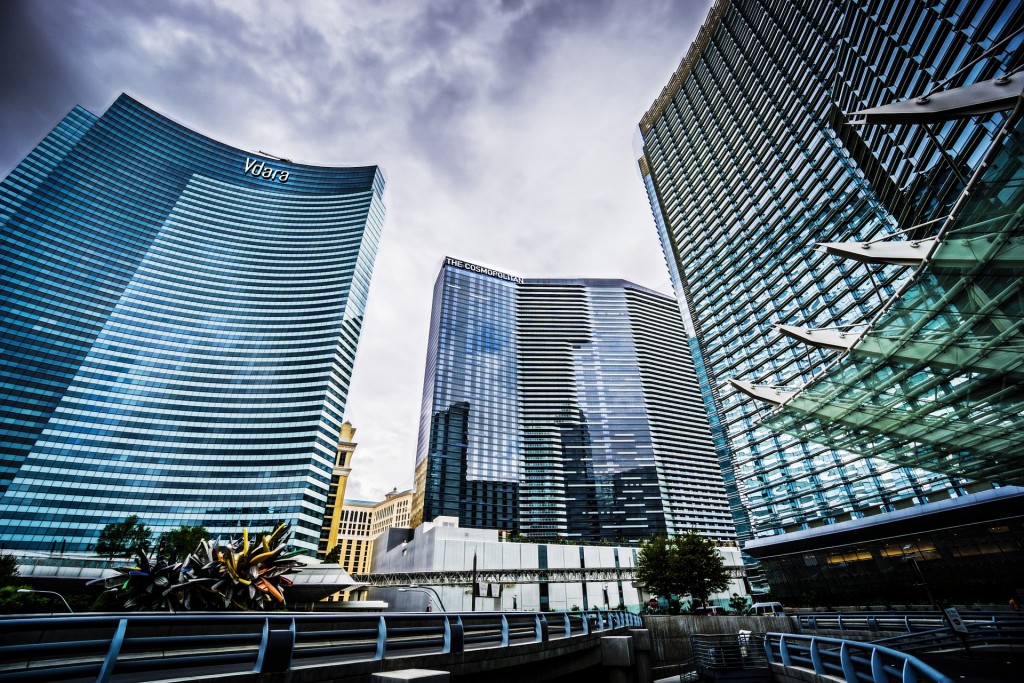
left=0, top=0, right=713, bottom=502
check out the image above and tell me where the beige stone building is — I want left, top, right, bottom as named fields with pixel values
left=333, top=488, right=413, bottom=577
left=317, top=421, right=357, bottom=560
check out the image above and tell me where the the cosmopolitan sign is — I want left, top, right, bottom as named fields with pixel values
left=445, top=257, right=524, bottom=284
left=244, top=157, right=290, bottom=183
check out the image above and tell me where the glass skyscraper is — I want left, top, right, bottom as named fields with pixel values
left=0, top=94, right=385, bottom=552
left=638, top=0, right=1021, bottom=563
left=412, top=257, right=735, bottom=544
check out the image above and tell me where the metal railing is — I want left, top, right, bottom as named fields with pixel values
left=764, top=632, right=952, bottom=683
left=690, top=632, right=767, bottom=678
left=870, top=616, right=1024, bottom=654
left=796, top=610, right=1019, bottom=634
left=0, top=609, right=641, bottom=682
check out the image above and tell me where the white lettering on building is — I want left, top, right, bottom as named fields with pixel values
left=445, top=257, right=524, bottom=284
left=244, top=157, right=290, bottom=183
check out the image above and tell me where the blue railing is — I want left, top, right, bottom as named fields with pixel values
left=764, top=632, right=952, bottom=683
left=796, top=610, right=1017, bottom=634
left=0, top=609, right=641, bottom=682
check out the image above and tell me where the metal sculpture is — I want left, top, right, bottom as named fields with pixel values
left=90, top=523, right=302, bottom=611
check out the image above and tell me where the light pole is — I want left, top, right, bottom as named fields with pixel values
left=398, top=585, right=447, bottom=612
left=902, top=545, right=939, bottom=611
left=902, top=545, right=971, bottom=655
left=18, top=589, right=73, bottom=613
left=603, top=583, right=610, bottom=610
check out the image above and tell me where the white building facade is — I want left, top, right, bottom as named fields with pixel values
left=368, top=517, right=746, bottom=612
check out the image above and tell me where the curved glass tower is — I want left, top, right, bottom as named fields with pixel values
left=0, top=94, right=385, bottom=552
left=638, top=0, right=1022, bottom=591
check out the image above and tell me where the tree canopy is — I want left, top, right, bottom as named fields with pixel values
left=636, top=532, right=730, bottom=605
left=159, top=525, right=210, bottom=560
left=95, top=515, right=152, bottom=559
left=323, top=545, right=342, bottom=564
left=0, top=551, right=18, bottom=587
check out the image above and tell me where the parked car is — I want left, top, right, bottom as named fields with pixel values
left=744, top=601, right=785, bottom=616
left=693, top=605, right=727, bottom=616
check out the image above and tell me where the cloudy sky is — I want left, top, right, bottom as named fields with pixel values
left=0, top=0, right=713, bottom=502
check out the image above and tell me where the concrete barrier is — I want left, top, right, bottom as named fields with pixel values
left=629, top=628, right=654, bottom=683
left=640, top=615, right=800, bottom=669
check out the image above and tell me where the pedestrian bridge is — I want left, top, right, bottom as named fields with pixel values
left=2, top=610, right=1002, bottom=683
left=0, top=609, right=641, bottom=683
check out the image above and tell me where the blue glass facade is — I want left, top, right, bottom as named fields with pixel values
left=639, top=0, right=1021, bottom=565
left=0, top=94, right=385, bottom=552
left=413, top=261, right=521, bottom=532
left=413, top=258, right=735, bottom=544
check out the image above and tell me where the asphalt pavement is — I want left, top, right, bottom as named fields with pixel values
left=917, top=651, right=1024, bottom=682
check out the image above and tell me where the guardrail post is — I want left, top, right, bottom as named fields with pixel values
left=870, top=648, right=888, bottom=683
left=375, top=616, right=387, bottom=660
left=582, top=611, right=590, bottom=635
left=809, top=637, right=823, bottom=675
left=500, top=614, right=510, bottom=646
left=563, top=612, right=572, bottom=638
left=902, top=658, right=919, bottom=683
left=254, top=618, right=295, bottom=674
left=535, top=613, right=550, bottom=642
left=840, top=642, right=857, bottom=682
left=764, top=635, right=775, bottom=664
left=97, top=618, right=128, bottom=683
left=443, top=616, right=465, bottom=654
left=837, top=614, right=844, bottom=631
left=779, top=635, right=792, bottom=666
left=598, top=611, right=606, bottom=630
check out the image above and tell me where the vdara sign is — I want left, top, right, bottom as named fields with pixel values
left=445, top=257, right=524, bottom=284
left=244, top=157, right=290, bottom=183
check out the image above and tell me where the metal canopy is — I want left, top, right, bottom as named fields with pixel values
left=850, top=75, right=1024, bottom=124
left=743, top=83, right=1024, bottom=487
left=818, top=238, right=935, bottom=266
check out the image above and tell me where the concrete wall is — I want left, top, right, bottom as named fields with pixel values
left=641, top=615, right=800, bottom=668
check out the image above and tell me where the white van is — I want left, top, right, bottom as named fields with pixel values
left=745, top=601, right=784, bottom=616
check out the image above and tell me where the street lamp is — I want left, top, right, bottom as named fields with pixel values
left=398, top=585, right=447, bottom=612
left=902, top=544, right=971, bottom=654
left=602, top=583, right=610, bottom=610
left=901, top=545, right=939, bottom=611
left=18, top=589, right=73, bottom=613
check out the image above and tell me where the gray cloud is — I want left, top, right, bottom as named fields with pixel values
left=0, top=1, right=83, bottom=169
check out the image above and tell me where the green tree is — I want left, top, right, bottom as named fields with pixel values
left=160, top=525, right=210, bottom=560
left=729, top=593, right=749, bottom=613
left=636, top=532, right=730, bottom=606
left=0, top=550, right=50, bottom=614
left=95, top=515, right=152, bottom=559
left=323, top=545, right=342, bottom=563
left=0, top=550, right=18, bottom=587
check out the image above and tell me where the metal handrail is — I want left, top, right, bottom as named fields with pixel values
left=0, top=609, right=641, bottom=681
left=797, top=610, right=1022, bottom=633
left=764, top=632, right=953, bottom=683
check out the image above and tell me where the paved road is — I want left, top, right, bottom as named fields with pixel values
left=917, top=651, right=1024, bottom=682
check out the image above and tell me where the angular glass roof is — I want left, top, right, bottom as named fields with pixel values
left=749, top=87, right=1024, bottom=486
